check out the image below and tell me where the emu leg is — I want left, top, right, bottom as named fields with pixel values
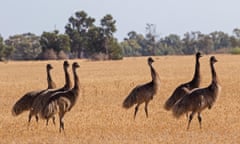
left=134, top=104, right=140, bottom=120
left=187, top=112, right=195, bottom=130
left=186, top=112, right=188, bottom=119
left=28, top=115, right=32, bottom=124
left=52, top=116, right=56, bottom=125
left=59, top=119, right=64, bottom=133
left=59, top=110, right=65, bottom=133
left=144, top=101, right=149, bottom=118
left=28, top=112, right=32, bottom=126
left=198, top=112, right=202, bottom=129
left=59, top=116, right=64, bottom=133
left=46, top=118, right=49, bottom=126
left=35, top=115, right=39, bottom=123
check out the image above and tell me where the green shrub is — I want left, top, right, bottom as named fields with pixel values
left=231, top=48, right=240, bottom=54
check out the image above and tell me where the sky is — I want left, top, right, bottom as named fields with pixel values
left=1, top=0, right=240, bottom=41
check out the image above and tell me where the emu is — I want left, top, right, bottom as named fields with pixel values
left=41, top=62, right=80, bottom=133
left=12, top=64, right=56, bottom=121
left=123, top=57, right=160, bottom=119
left=172, top=56, right=221, bottom=130
left=164, top=52, right=202, bottom=111
left=29, top=60, right=72, bottom=125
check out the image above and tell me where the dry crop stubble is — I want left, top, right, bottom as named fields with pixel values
left=0, top=55, right=239, bottom=143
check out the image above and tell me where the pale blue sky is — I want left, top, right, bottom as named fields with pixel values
left=0, top=0, right=240, bottom=41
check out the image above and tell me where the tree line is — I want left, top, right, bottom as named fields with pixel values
left=122, top=27, right=240, bottom=56
left=1, top=10, right=240, bottom=61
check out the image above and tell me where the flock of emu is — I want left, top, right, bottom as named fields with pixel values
left=12, top=52, right=221, bottom=132
left=12, top=61, right=80, bottom=132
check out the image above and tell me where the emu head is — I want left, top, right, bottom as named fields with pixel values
left=72, top=62, right=80, bottom=68
left=47, top=64, right=53, bottom=70
left=196, top=52, right=203, bottom=59
left=148, top=57, right=154, bottom=65
left=210, top=56, right=218, bottom=64
left=63, top=60, right=70, bottom=68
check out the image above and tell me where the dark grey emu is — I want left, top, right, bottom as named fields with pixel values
left=172, top=56, right=221, bottom=130
left=41, top=62, right=80, bottom=133
left=12, top=64, right=56, bottom=121
left=30, top=60, right=72, bottom=125
left=164, top=52, right=202, bottom=111
left=123, top=57, right=160, bottom=119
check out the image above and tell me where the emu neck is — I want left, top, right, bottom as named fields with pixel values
left=208, top=61, right=221, bottom=101
left=47, top=69, right=54, bottom=89
left=149, top=63, right=160, bottom=87
left=72, top=67, right=80, bottom=93
left=210, top=62, right=218, bottom=84
left=191, top=56, right=201, bottom=84
left=63, top=66, right=72, bottom=90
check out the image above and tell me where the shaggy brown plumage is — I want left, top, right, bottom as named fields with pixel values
left=172, top=56, right=221, bottom=129
left=12, top=64, right=56, bottom=121
left=29, top=61, right=72, bottom=125
left=41, top=62, right=80, bottom=132
left=164, top=52, right=202, bottom=111
left=123, top=57, right=160, bottom=119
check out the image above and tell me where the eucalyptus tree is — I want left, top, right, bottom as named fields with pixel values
left=40, top=31, right=58, bottom=52
left=5, top=33, right=38, bottom=60
left=0, top=36, right=13, bottom=60
left=145, top=23, right=158, bottom=55
left=210, top=31, right=230, bottom=51
left=233, top=28, right=240, bottom=38
left=39, top=30, right=70, bottom=59
left=100, top=14, right=117, bottom=58
left=160, top=34, right=183, bottom=55
left=65, top=10, right=95, bottom=58
left=85, top=26, right=103, bottom=56
left=231, top=28, right=240, bottom=48
left=0, top=36, right=5, bottom=59
left=197, top=34, right=214, bottom=54
left=121, top=31, right=142, bottom=56
left=182, top=31, right=201, bottom=54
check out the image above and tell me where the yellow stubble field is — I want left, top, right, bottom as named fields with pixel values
left=0, top=54, right=239, bottom=143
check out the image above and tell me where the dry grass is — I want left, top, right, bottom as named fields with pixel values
left=0, top=55, right=239, bottom=143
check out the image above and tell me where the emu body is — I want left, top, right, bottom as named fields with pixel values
left=29, top=61, right=72, bottom=125
left=123, top=57, right=160, bottom=119
left=12, top=64, right=56, bottom=122
left=41, top=62, right=80, bottom=132
left=164, top=52, right=202, bottom=111
left=172, top=56, right=221, bottom=129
